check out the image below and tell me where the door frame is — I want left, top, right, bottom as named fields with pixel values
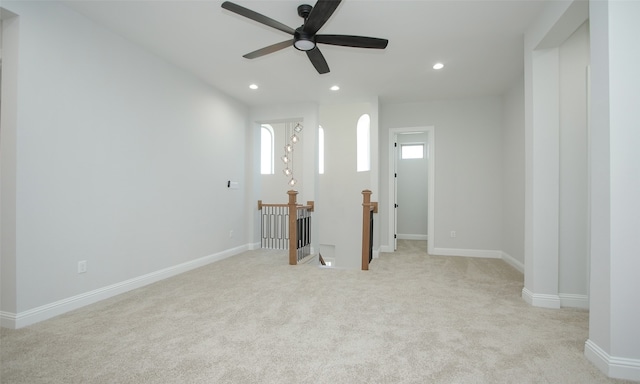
left=388, top=126, right=435, bottom=254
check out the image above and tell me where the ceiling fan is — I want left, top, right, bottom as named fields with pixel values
left=221, top=0, right=389, bottom=74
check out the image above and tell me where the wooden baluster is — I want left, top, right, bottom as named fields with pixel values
left=288, top=190, right=298, bottom=265
left=362, top=190, right=372, bottom=270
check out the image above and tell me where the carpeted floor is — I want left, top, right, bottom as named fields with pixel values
left=0, top=240, right=632, bottom=383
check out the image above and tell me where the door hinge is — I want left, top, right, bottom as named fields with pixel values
left=394, top=234, right=397, bottom=239
left=394, top=173, right=397, bottom=178
left=394, top=142, right=397, bottom=147
left=395, top=203, right=398, bottom=208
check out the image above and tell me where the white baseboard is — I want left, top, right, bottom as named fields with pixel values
left=0, top=312, right=18, bottom=329
left=585, top=339, right=640, bottom=381
left=432, top=247, right=502, bottom=259
left=378, top=246, right=503, bottom=258
left=521, top=287, right=561, bottom=309
left=248, top=242, right=261, bottom=250
left=397, top=234, right=428, bottom=240
left=379, top=245, right=394, bottom=253
left=500, top=251, right=524, bottom=273
left=0, top=244, right=249, bottom=329
left=559, top=293, right=589, bottom=309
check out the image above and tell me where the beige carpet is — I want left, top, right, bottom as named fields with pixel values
left=1, top=240, right=632, bottom=383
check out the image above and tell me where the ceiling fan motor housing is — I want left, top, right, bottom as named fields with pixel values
left=294, top=27, right=316, bottom=51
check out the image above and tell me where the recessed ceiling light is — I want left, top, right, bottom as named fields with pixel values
left=330, top=85, right=340, bottom=91
left=433, top=63, right=444, bottom=70
left=249, top=84, right=258, bottom=90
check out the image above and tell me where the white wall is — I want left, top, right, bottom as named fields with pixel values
left=514, top=19, right=590, bottom=294
left=0, top=1, right=249, bottom=327
left=501, top=78, right=525, bottom=269
left=318, top=102, right=375, bottom=269
left=522, top=0, right=588, bottom=310
left=381, top=97, right=503, bottom=257
left=586, top=0, right=640, bottom=380
left=1, top=9, right=19, bottom=315
left=559, top=21, right=589, bottom=299
left=396, top=132, right=428, bottom=239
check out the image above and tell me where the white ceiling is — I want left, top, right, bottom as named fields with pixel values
left=62, top=0, right=547, bottom=108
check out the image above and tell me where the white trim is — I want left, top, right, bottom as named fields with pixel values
left=521, top=287, right=561, bottom=309
left=0, top=312, right=18, bottom=329
left=379, top=245, right=394, bottom=253
left=585, top=339, right=610, bottom=375
left=585, top=339, right=640, bottom=381
left=397, top=234, right=428, bottom=241
left=521, top=289, right=587, bottom=309
left=0, top=244, right=249, bottom=329
left=559, top=293, right=589, bottom=309
left=431, top=247, right=502, bottom=259
left=388, top=126, right=435, bottom=255
left=501, top=251, right=524, bottom=273
left=248, top=242, right=261, bottom=251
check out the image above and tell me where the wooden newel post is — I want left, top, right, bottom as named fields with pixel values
left=288, top=190, right=298, bottom=265
left=362, top=190, right=372, bottom=270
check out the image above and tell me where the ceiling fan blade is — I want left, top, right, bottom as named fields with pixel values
left=243, top=40, right=293, bottom=59
left=221, top=1, right=295, bottom=35
left=306, top=47, right=330, bottom=74
left=316, top=34, right=389, bottom=49
left=303, top=0, right=342, bottom=35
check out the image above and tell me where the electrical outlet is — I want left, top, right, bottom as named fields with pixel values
left=450, top=231, right=457, bottom=238
left=78, top=260, right=87, bottom=274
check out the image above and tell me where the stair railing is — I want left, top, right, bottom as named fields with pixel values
left=258, top=190, right=314, bottom=265
left=361, top=190, right=378, bottom=270
left=288, top=190, right=314, bottom=265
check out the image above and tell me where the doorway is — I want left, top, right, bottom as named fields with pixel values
left=388, top=127, right=435, bottom=254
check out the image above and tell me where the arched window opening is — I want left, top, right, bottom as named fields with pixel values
left=261, top=124, right=274, bottom=174
left=319, top=126, right=325, bottom=174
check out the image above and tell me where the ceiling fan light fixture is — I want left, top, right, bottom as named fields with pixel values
left=294, top=38, right=315, bottom=51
